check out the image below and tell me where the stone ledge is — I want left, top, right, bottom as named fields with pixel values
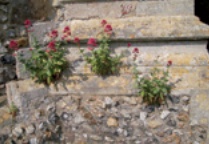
left=59, top=0, right=193, bottom=19
left=30, top=16, right=209, bottom=46
left=55, top=0, right=194, bottom=17
left=68, top=16, right=209, bottom=41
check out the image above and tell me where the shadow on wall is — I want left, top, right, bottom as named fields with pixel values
left=10, top=0, right=56, bottom=24
left=195, top=0, right=209, bottom=53
left=195, top=0, right=209, bottom=25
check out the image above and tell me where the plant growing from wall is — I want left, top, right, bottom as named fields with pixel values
left=80, top=20, right=122, bottom=76
left=8, top=102, right=18, bottom=117
left=9, top=20, right=68, bottom=85
left=133, top=57, right=173, bottom=105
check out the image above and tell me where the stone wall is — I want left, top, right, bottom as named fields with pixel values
left=4, top=0, right=209, bottom=143
left=0, top=0, right=56, bottom=89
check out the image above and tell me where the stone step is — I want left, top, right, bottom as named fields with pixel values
left=53, top=0, right=194, bottom=18
left=29, top=16, right=209, bottom=46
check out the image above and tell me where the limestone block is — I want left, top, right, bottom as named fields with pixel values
left=63, top=1, right=137, bottom=19
left=28, top=22, right=57, bottom=46
left=136, top=0, right=194, bottom=16
left=57, top=0, right=194, bottom=18
left=49, top=74, right=135, bottom=96
left=190, top=90, right=209, bottom=143
left=6, top=79, right=48, bottom=115
left=68, top=16, right=209, bottom=41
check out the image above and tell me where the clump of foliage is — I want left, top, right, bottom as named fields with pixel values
left=134, top=60, right=173, bottom=105
left=8, top=102, right=18, bottom=117
left=9, top=20, right=69, bottom=85
left=80, top=20, right=122, bottom=76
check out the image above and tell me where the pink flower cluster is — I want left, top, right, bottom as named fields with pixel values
left=62, top=26, right=71, bottom=42
left=101, top=20, right=113, bottom=34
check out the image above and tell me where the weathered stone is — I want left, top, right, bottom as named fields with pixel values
left=140, top=112, right=147, bottom=121
left=160, top=110, right=170, bottom=119
left=107, top=117, right=118, bottom=127
left=136, top=0, right=193, bottom=16
left=6, top=79, right=48, bottom=115
left=74, top=113, right=85, bottom=124
left=29, top=22, right=57, bottom=46
left=105, top=136, right=114, bottom=142
left=61, top=112, right=70, bottom=120
left=120, top=109, right=131, bottom=119
left=177, top=112, right=189, bottom=122
left=123, top=97, right=137, bottom=105
left=60, top=0, right=193, bottom=18
left=48, top=113, right=59, bottom=125
left=90, top=135, right=103, bottom=141
left=167, top=119, right=177, bottom=127
left=38, top=122, right=48, bottom=131
left=1, top=54, right=15, bottom=65
left=26, top=124, right=35, bottom=135
left=147, top=119, right=163, bottom=129
left=0, top=14, right=7, bottom=22
left=0, top=5, right=8, bottom=13
left=181, top=96, right=190, bottom=105
left=68, top=16, right=209, bottom=41
left=63, top=1, right=137, bottom=19
left=12, top=126, right=23, bottom=138
left=104, top=97, right=113, bottom=108
left=0, top=96, right=6, bottom=106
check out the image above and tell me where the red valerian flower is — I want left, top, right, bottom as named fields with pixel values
left=67, top=31, right=71, bottom=35
left=132, top=47, right=139, bottom=53
left=127, top=43, right=131, bottom=47
left=74, top=37, right=80, bottom=44
left=9, top=40, right=18, bottom=50
left=24, top=19, right=32, bottom=28
left=87, top=38, right=97, bottom=46
left=101, top=19, right=107, bottom=26
left=104, top=24, right=113, bottom=33
left=61, top=35, right=68, bottom=40
left=47, top=41, right=56, bottom=49
left=167, top=60, right=172, bottom=66
left=87, top=47, right=94, bottom=51
left=63, top=26, right=70, bottom=33
left=50, top=30, right=58, bottom=38
left=45, top=49, right=51, bottom=53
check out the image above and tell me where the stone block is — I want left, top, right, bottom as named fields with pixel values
left=190, top=90, right=209, bottom=143
left=49, top=74, right=135, bottom=96
left=67, top=16, right=209, bottom=41
left=59, top=0, right=194, bottom=17
left=63, top=1, right=137, bottom=19
left=6, top=79, right=48, bottom=116
left=136, top=0, right=194, bottom=16
left=16, top=48, right=32, bottom=80
left=29, top=22, right=57, bottom=46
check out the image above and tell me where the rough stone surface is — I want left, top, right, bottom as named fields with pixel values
left=16, top=41, right=209, bottom=90
left=68, top=16, right=209, bottom=41
left=0, top=93, right=207, bottom=144
left=190, top=90, right=209, bottom=143
left=1, top=1, right=209, bottom=144
left=58, top=0, right=194, bottom=18
left=6, top=79, right=48, bottom=117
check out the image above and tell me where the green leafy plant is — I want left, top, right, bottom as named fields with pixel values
left=80, top=20, right=122, bottom=76
left=19, top=39, right=67, bottom=85
left=134, top=61, right=172, bottom=105
left=9, top=20, right=69, bottom=85
left=8, top=102, right=18, bottom=117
